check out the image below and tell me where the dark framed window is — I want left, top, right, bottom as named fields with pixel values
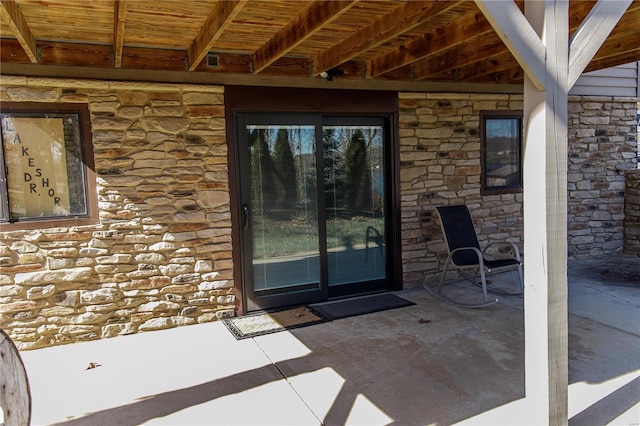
left=0, top=102, right=97, bottom=231
left=480, top=111, right=523, bottom=195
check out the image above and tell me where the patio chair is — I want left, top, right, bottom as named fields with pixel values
left=423, top=204, right=524, bottom=308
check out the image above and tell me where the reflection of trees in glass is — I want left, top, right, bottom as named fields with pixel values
left=249, top=128, right=277, bottom=215
left=273, top=128, right=298, bottom=205
left=63, top=118, right=85, bottom=213
left=323, top=128, right=344, bottom=211
left=250, top=124, right=383, bottom=222
left=344, top=129, right=371, bottom=213
left=291, top=128, right=316, bottom=220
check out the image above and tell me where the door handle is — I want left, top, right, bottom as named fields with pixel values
left=242, top=205, right=249, bottom=229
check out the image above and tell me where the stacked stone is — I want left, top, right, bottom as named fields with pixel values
left=1, top=78, right=637, bottom=349
left=398, top=93, right=524, bottom=288
left=567, top=96, right=639, bottom=258
left=0, top=78, right=234, bottom=350
left=624, top=170, right=640, bottom=255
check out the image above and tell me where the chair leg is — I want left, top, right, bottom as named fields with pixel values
left=478, top=266, right=490, bottom=303
left=424, top=253, right=499, bottom=308
left=517, top=263, right=524, bottom=295
left=424, top=264, right=498, bottom=308
left=437, top=256, right=453, bottom=293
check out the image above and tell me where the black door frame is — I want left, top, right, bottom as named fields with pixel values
left=225, top=87, right=401, bottom=315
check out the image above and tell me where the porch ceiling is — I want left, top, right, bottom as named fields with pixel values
left=1, top=0, right=639, bottom=89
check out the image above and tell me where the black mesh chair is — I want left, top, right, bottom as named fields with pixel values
left=423, top=204, right=524, bottom=308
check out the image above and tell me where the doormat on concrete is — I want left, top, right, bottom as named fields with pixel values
left=222, top=306, right=329, bottom=340
left=310, top=293, right=415, bottom=320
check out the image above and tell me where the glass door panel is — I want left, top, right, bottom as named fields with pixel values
left=323, top=124, right=386, bottom=288
left=243, top=121, right=323, bottom=309
left=237, top=114, right=392, bottom=311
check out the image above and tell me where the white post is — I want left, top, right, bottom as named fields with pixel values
left=523, top=1, right=569, bottom=424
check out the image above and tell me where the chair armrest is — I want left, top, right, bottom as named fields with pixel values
left=448, top=246, right=485, bottom=267
left=451, top=246, right=483, bottom=255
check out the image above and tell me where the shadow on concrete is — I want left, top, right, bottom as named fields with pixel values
left=23, top=255, right=640, bottom=425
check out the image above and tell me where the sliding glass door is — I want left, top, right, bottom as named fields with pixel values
left=323, top=120, right=387, bottom=296
left=236, top=114, right=392, bottom=311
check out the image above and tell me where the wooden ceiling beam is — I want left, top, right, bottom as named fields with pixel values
left=113, top=0, right=128, bottom=68
left=586, top=30, right=640, bottom=72
left=568, top=1, right=640, bottom=74
left=415, top=57, right=526, bottom=85
left=587, top=14, right=640, bottom=58
left=252, top=0, right=356, bottom=74
left=312, top=0, right=459, bottom=77
left=440, top=63, right=525, bottom=85
left=0, top=38, right=371, bottom=81
left=366, top=10, right=493, bottom=78
left=0, top=0, right=38, bottom=63
left=568, top=0, right=631, bottom=88
left=410, top=35, right=505, bottom=80
left=492, top=65, right=525, bottom=85
left=569, top=2, right=597, bottom=34
left=453, top=50, right=519, bottom=83
left=187, top=0, right=248, bottom=71
left=474, top=0, right=546, bottom=91
left=586, top=48, right=640, bottom=73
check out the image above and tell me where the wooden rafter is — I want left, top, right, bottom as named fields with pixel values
left=367, top=10, right=493, bottom=78
left=0, top=0, right=637, bottom=86
left=187, top=0, right=248, bottom=71
left=0, top=0, right=38, bottom=63
left=312, top=1, right=458, bottom=77
left=586, top=27, right=640, bottom=73
left=587, top=48, right=640, bottom=73
left=451, top=50, right=519, bottom=83
left=492, top=65, right=525, bottom=85
left=569, top=1, right=598, bottom=34
left=573, top=1, right=640, bottom=76
left=474, top=0, right=546, bottom=91
left=410, top=35, right=505, bottom=81
left=568, top=0, right=632, bottom=88
left=252, top=0, right=356, bottom=74
left=113, top=0, right=128, bottom=68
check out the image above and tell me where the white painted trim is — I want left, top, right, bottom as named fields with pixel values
left=568, top=0, right=632, bottom=89
left=474, top=0, right=546, bottom=90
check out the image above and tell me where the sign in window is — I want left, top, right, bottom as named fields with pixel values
left=0, top=103, right=97, bottom=230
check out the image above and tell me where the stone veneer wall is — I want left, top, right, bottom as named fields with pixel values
left=398, top=93, right=524, bottom=287
left=0, top=77, right=233, bottom=350
left=398, top=93, right=638, bottom=287
left=624, top=170, right=640, bottom=255
left=567, top=96, right=638, bottom=258
left=1, top=80, right=637, bottom=349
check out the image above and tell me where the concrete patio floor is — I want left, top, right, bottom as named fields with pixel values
left=19, top=255, right=640, bottom=425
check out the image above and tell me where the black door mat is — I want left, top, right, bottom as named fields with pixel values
left=310, top=293, right=415, bottom=320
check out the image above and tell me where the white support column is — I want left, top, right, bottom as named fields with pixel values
left=522, top=1, right=569, bottom=424
left=477, top=1, right=626, bottom=422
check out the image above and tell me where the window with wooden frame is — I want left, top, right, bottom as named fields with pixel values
left=480, top=111, right=523, bottom=195
left=0, top=103, right=98, bottom=231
